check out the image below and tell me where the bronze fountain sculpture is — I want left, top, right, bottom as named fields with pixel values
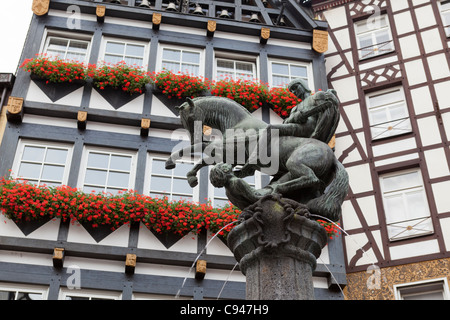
left=165, top=79, right=349, bottom=299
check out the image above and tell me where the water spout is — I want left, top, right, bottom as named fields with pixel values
left=310, top=214, right=379, bottom=267
left=175, top=220, right=239, bottom=299
left=318, top=256, right=346, bottom=299
left=217, top=261, right=239, bottom=300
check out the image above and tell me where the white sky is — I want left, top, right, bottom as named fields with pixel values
left=0, top=0, right=34, bottom=74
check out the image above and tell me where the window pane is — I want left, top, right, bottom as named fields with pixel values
left=375, top=30, right=390, bottom=46
left=84, top=169, right=107, bottom=186
left=41, top=165, right=65, bottom=181
left=162, top=61, right=180, bottom=72
left=107, top=171, right=129, bottom=188
left=23, top=146, right=45, bottom=162
left=403, top=291, right=444, bottom=300
left=150, top=176, right=172, bottom=193
left=163, top=49, right=181, bottom=61
left=0, top=290, right=16, bottom=300
left=45, top=148, right=68, bottom=164
left=405, top=190, right=429, bottom=218
left=217, top=71, right=232, bottom=79
left=215, top=187, right=227, bottom=198
left=236, top=62, right=253, bottom=73
left=383, top=171, right=420, bottom=192
left=172, top=178, right=192, bottom=194
left=444, top=12, right=450, bottom=25
left=442, top=1, right=450, bottom=10
left=126, top=44, right=144, bottom=57
left=125, top=57, right=144, bottom=67
left=181, top=64, right=199, bottom=75
left=369, top=90, right=402, bottom=107
left=217, top=60, right=234, bottom=70
left=290, top=65, right=308, bottom=78
left=272, top=75, right=289, bottom=87
left=151, top=159, right=167, bottom=173
left=110, top=155, right=132, bottom=171
left=173, top=162, right=192, bottom=177
left=359, top=33, right=374, bottom=47
left=68, top=40, right=88, bottom=53
left=104, top=54, right=124, bottom=65
left=87, top=153, right=109, bottom=169
left=182, top=51, right=200, bottom=64
left=384, top=194, right=406, bottom=223
left=370, top=108, right=388, bottom=125
left=48, top=38, right=68, bottom=50
left=66, top=52, right=86, bottom=62
left=272, top=63, right=289, bottom=75
left=106, top=42, right=125, bottom=55
left=18, top=163, right=41, bottom=180
left=389, top=104, right=408, bottom=120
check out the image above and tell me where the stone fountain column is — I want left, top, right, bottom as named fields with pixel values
left=227, top=194, right=328, bottom=300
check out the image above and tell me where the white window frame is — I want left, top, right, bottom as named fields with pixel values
left=59, top=288, right=122, bottom=300
left=439, top=0, right=450, bottom=37
left=156, top=44, right=204, bottom=76
left=40, top=29, right=92, bottom=62
left=144, top=153, right=200, bottom=203
left=354, top=14, right=394, bottom=60
left=0, top=282, right=49, bottom=300
left=214, top=51, right=259, bottom=81
left=11, top=139, right=74, bottom=187
left=268, top=58, right=314, bottom=90
left=365, top=86, right=412, bottom=140
left=379, top=168, right=433, bottom=241
left=77, top=146, right=137, bottom=195
left=394, top=278, right=450, bottom=300
left=98, top=36, right=150, bottom=68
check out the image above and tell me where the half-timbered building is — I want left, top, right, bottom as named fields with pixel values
left=313, top=0, right=450, bottom=299
left=0, top=0, right=345, bottom=300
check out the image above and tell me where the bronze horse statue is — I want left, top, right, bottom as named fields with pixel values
left=165, top=89, right=348, bottom=222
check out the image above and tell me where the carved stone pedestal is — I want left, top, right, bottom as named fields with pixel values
left=227, top=194, right=328, bottom=300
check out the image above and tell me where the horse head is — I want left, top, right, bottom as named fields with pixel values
left=176, top=97, right=200, bottom=144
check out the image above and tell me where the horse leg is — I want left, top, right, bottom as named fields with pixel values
left=271, top=160, right=321, bottom=195
left=186, top=155, right=217, bottom=187
left=165, top=142, right=207, bottom=169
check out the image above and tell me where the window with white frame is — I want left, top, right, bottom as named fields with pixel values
left=439, top=0, right=450, bottom=37
left=215, top=58, right=256, bottom=81
left=380, top=169, right=433, bottom=241
left=269, top=60, right=311, bottom=88
left=59, top=288, right=121, bottom=300
left=146, top=155, right=199, bottom=202
left=366, top=87, right=411, bottom=140
left=159, top=45, right=202, bottom=76
left=42, top=30, right=91, bottom=62
left=354, top=14, right=394, bottom=60
left=11, top=140, right=73, bottom=187
left=395, top=279, right=450, bottom=300
left=100, top=38, right=149, bottom=67
left=0, top=283, right=48, bottom=300
left=79, top=147, right=137, bottom=195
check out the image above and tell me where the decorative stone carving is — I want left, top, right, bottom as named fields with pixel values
left=227, top=194, right=328, bottom=300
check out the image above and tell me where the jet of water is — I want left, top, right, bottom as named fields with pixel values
left=318, top=256, right=346, bottom=299
left=216, top=261, right=239, bottom=300
left=175, top=220, right=240, bottom=299
left=310, top=213, right=379, bottom=267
